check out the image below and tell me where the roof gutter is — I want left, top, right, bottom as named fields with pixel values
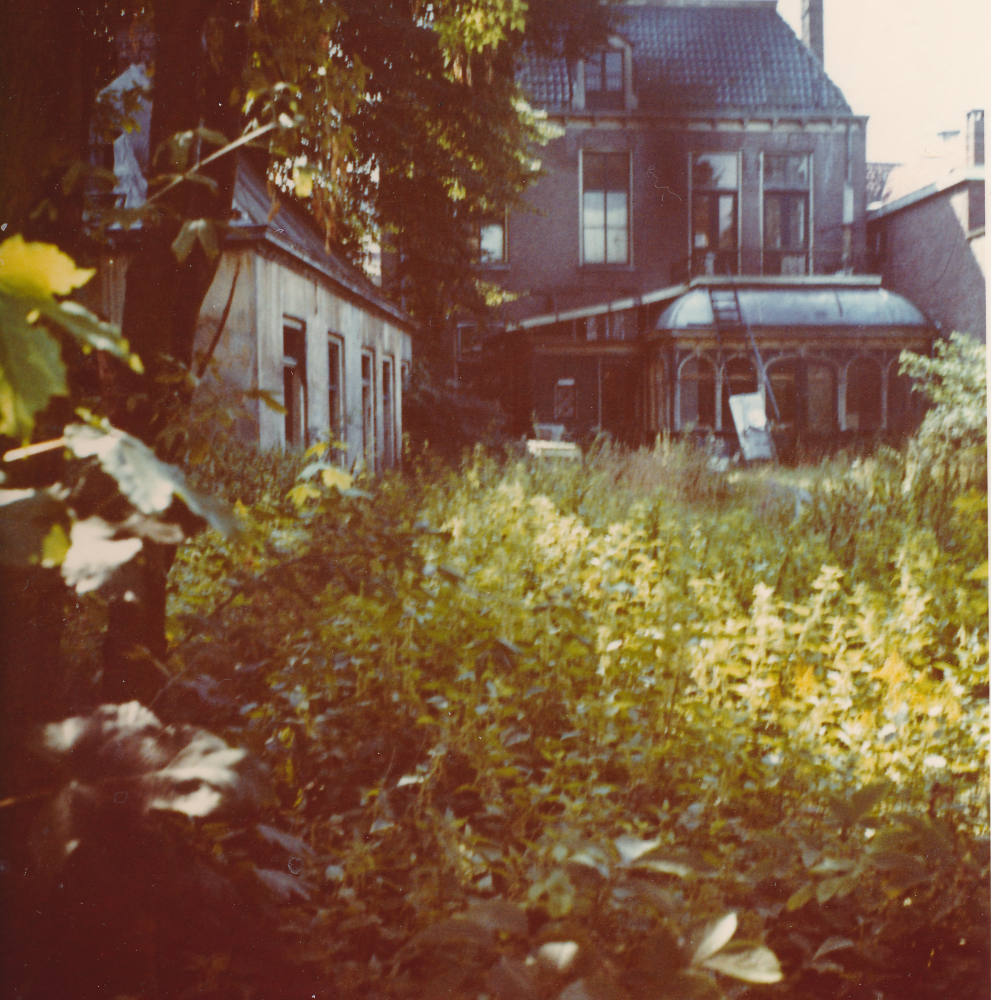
left=867, top=165, right=985, bottom=220
left=226, top=224, right=415, bottom=331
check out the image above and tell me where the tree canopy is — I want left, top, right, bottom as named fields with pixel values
left=1, top=0, right=615, bottom=358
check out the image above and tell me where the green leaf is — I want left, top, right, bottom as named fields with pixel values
left=293, top=166, right=313, bottom=199
left=0, top=289, right=67, bottom=438
left=786, top=883, right=814, bottom=911
left=614, top=835, right=662, bottom=865
left=691, top=912, right=737, bottom=965
left=812, top=937, right=854, bottom=962
left=63, top=424, right=235, bottom=535
left=410, top=918, right=495, bottom=951
left=60, top=516, right=143, bottom=594
left=246, top=387, right=288, bottom=414
left=41, top=522, right=70, bottom=567
left=36, top=299, right=137, bottom=367
left=653, top=971, right=725, bottom=1000
left=0, top=234, right=94, bottom=299
left=0, top=489, right=68, bottom=566
left=171, top=220, right=199, bottom=263
left=701, top=946, right=783, bottom=984
left=465, top=898, right=527, bottom=935
left=868, top=849, right=930, bottom=891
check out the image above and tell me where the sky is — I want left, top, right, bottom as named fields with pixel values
left=776, top=0, right=990, bottom=165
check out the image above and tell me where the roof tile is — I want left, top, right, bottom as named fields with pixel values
left=521, top=4, right=851, bottom=115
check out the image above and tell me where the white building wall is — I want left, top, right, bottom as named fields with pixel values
left=245, top=248, right=410, bottom=467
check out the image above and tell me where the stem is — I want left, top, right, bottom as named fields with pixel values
left=146, top=121, right=278, bottom=207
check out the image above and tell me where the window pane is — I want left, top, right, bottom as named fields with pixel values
left=554, top=380, right=576, bottom=419
left=718, top=195, right=736, bottom=249
left=606, top=190, right=627, bottom=228
left=583, top=153, right=605, bottom=192
left=606, top=226, right=628, bottom=263
left=807, top=362, right=835, bottom=432
left=764, top=194, right=807, bottom=249
left=585, top=54, right=603, bottom=92
left=480, top=222, right=504, bottom=262
left=606, top=153, right=629, bottom=192
left=693, top=197, right=711, bottom=248
left=584, top=228, right=605, bottom=263
left=764, top=154, right=809, bottom=189
left=583, top=190, right=605, bottom=229
left=692, top=153, right=737, bottom=189
left=604, top=51, right=623, bottom=91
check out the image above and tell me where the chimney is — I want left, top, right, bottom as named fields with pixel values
left=802, top=0, right=824, bottom=63
left=967, top=109, right=985, bottom=166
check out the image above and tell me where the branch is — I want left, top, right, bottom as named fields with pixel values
left=146, top=121, right=278, bottom=208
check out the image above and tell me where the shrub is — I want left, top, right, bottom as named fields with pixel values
left=156, top=439, right=990, bottom=999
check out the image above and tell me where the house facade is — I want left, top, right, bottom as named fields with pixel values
left=467, top=0, right=933, bottom=449
left=867, top=110, right=986, bottom=342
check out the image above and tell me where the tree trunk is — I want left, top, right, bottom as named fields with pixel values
left=101, top=0, right=249, bottom=695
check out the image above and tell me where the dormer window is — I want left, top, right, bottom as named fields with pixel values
left=584, top=50, right=625, bottom=111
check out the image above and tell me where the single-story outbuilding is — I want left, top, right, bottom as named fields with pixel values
left=95, top=159, right=414, bottom=471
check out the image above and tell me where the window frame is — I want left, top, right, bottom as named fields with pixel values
left=282, top=318, right=308, bottom=449
left=361, top=348, right=376, bottom=470
left=382, top=355, right=395, bottom=466
left=762, top=153, right=813, bottom=274
left=580, top=149, right=632, bottom=267
left=327, top=333, right=345, bottom=450
left=479, top=210, right=508, bottom=265
left=689, top=151, right=741, bottom=276
left=583, top=49, right=625, bottom=111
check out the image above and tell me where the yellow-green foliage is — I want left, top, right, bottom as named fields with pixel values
left=166, top=434, right=989, bottom=1000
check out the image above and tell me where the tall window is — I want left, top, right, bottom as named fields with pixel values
left=679, top=355, right=716, bottom=429
left=764, top=154, right=811, bottom=274
left=691, top=153, right=738, bottom=276
left=328, top=335, right=344, bottom=445
left=382, top=356, right=395, bottom=465
left=479, top=215, right=507, bottom=263
left=582, top=152, right=629, bottom=264
left=584, top=50, right=624, bottom=110
left=283, top=319, right=307, bottom=448
left=554, top=378, right=576, bottom=420
left=361, top=350, right=376, bottom=469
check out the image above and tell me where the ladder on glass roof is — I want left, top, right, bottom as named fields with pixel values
left=708, top=286, right=781, bottom=423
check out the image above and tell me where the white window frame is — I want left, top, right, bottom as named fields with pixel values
left=479, top=209, right=508, bottom=265
left=688, top=151, right=741, bottom=276
left=579, top=149, right=632, bottom=266
left=327, top=333, right=345, bottom=453
left=761, top=152, right=814, bottom=275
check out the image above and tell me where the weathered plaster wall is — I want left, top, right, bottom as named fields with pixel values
left=245, top=248, right=410, bottom=468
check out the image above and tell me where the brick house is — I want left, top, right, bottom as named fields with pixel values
left=867, top=110, right=986, bottom=342
left=467, top=0, right=933, bottom=448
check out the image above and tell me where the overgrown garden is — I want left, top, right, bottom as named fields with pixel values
left=0, top=0, right=987, bottom=995
left=4, top=287, right=985, bottom=996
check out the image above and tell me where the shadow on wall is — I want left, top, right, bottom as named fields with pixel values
left=876, top=194, right=986, bottom=341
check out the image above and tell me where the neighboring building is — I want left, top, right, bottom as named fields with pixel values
left=92, top=67, right=413, bottom=470
left=465, top=0, right=934, bottom=447
left=867, top=110, right=986, bottom=342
